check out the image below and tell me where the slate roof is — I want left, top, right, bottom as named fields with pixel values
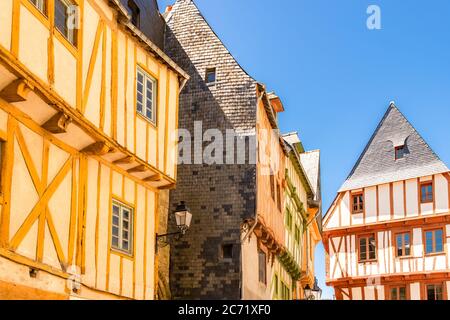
left=300, top=150, right=321, bottom=201
left=339, top=102, right=449, bottom=192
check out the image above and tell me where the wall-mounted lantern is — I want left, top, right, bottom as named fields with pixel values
left=156, top=201, right=192, bottom=249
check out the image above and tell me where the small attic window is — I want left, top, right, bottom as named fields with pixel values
left=128, top=0, right=140, bottom=28
left=206, top=68, right=216, bottom=84
left=395, top=145, right=406, bottom=160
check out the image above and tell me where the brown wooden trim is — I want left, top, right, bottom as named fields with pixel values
left=323, top=213, right=450, bottom=238
left=351, top=191, right=364, bottom=215
left=327, top=271, right=450, bottom=287
left=421, top=280, right=448, bottom=300
left=356, top=233, right=378, bottom=263
left=422, top=226, right=445, bottom=256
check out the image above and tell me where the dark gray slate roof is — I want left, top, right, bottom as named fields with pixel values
left=339, top=102, right=449, bottom=191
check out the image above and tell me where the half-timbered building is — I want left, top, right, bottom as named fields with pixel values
left=0, top=0, right=188, bottom=299
left=323, top=103, right=450, bottom=300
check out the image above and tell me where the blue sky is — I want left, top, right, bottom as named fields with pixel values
left=158, top=0, right=450, bottom=299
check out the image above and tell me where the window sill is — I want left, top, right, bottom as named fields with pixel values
left=424, top=252, right=445, bottom=257
left=110, top=248, right=134, bottom=260
left=136, top=111, right=157, bottom=128
left=396, top=255, right=414, bottom=260
left=358, top=259, right=377, bottom=264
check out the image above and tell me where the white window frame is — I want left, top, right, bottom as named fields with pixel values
left=55, top=0, right=77, bottom=47
left=29, top=0, right=46, bottom=14
left=111, top=200, right=134, bottom=255
left=136, top=67, right=157, bottom=125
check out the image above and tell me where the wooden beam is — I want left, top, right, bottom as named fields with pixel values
left=127, top=165, right=147, bottom=173
left=42, top=112, right=72, bottom=134
left=0, top=79, right=34, bottom=102
left=144, top=173, right=161, bottom=182
left=158, top=183, right=176, bottom=190
left=113, top=156, right=135, bottom=165
left=81, top=141, right=111, bottom=156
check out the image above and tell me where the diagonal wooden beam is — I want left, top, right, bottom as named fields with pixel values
left=46, top=209, right=67, bottom=270
left=42, top=112, right=72, bottom=134
left=82, top=21, right=105, bottom=113
left=15, top=126, right=42, bottom=194
left=10, top=158, right=72, bottom=250
left=0, top=79, right=34, bottom=103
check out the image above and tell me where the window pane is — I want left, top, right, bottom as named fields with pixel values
left=359, top=238, right=367, bottom=260
left=436, top=285, right=443, bottom=300
left=112, top=236, right=119, bottom=247
left=55, top=0, right=69, bottom=37
left=112, top=216, right=119, bottom=227
left=396, top=235, right=403, bottom=256
left=369, top=236, right=376, bottom=259
left=425, top=231, right=433, bottom=254
left=112, top=226, right=119, bottom=237
left=390, top=288, right=397, bottom=300
left=427, top=285, right=436, bottom=301
left=122, top=240, right=129, bottom=251
left=399, top=287, right=406, bottom=300
left=435, top=230, right=443, bottom=252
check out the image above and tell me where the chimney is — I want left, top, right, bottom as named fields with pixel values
left=165, top=5, right=173, bottom=13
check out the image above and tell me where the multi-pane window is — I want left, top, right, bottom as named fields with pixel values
left=111, top=200, right=133, bottom=255
left=273, top=275, right=279, bottom=298
left=258, top=250, right=266, bottom=284
left=359, top=234, right=376, bottom=262
left=55, top=0, right=78, bottom=47
left=395, top=232, right=411, bottom=257
left=294, top=225, right=300, bottom=244
left=352, top=192, right=364, bottom=214
left=281, top=282, right=290, bottom=300
left=128, top=0, right=140, bottom=28
left=276, top=183, right=282, bottom=212
left=425, top=229, right=443, bottom=255
left=420, top=182, right=433, bottom=203
left=285, top=209, right=292, bottom=231
left=269, top=171, right=275, bottom=201
left=390, top=286, right=407, bottom=300
left=29, top=0, right=46, bottom=14
left=426, top=284, right=443, bottom=300
left=205, top=68, right=216, bottom=84
left=395, top=145, right=405, bottom=160
left=136, top=67, right=157, bottom=124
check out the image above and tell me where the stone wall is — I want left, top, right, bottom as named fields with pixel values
left=164, top=0, right=258, bottom=299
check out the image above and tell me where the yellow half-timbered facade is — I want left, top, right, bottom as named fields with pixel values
left=0, top=0, right=188, bottom=299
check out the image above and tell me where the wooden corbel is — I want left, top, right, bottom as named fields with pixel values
left=81, top=141, right=113, bottom=156
left=127, top=165, right=147, bottom=173
left=144, top=173, right=162, bottom=182
left=42, top=112, right=72, bottom=134
left=113, top=156, right=135, bottom=165
left=159, top=183, right=176, bottom=190
left=0, top=79, right=35, bottom=102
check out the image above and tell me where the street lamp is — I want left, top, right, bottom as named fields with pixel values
left=156, top=201, right=192, bottom=249
left=304, top=278, right=322, bottom=300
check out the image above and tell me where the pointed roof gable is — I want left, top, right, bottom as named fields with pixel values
left=339, top=102, right=449, bottom=191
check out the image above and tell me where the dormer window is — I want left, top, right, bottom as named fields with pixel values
left=128, top=0, right=140, bottom=28
left=395, top=145, right=405, bottom=160
left=206, top=68, right=216, bottom=84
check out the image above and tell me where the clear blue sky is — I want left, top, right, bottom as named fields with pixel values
left=158, top=0, right=450, bottom=299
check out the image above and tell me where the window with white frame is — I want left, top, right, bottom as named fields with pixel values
left=29, top=0, right=46, bottom=14
left=111, top=200, right=134, bottom=255
left=136, top=67, right=157, bottom=124
left=55, top=0, right=78, bottom=47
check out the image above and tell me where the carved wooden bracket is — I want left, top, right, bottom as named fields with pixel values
left=113, top=156, right=135, bottom=165
left=159, top=183, right=176, bottom=190
left=127, top=165, right=147, bottom=173
left=0, top=79, right=35, bottom=103
left=81, top=141, right=113, bottom=156
left=144, top=173, right=162, bottom=182
left=42, top=112, right=72, bottom=134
